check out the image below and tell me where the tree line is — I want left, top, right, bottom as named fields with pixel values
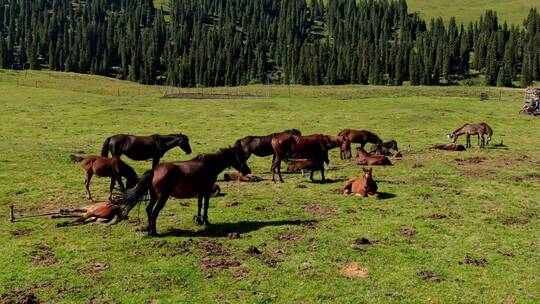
left=0, top=0, right=539, bottom=87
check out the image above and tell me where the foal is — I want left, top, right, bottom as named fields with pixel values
left=449, top=123, right=493, bottom=148
left=72, top=155, right=139, bottom=201
left=356, top=147, right=392, bottom=166
left=341, top=168, right=379, bottom=197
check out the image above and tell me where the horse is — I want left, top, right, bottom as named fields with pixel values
left=271, top=134, right=332, bottom=183
left=114, top=147, right=250, bottom=236
left=223, top=172, right=264, bottom=182
left=233, top=129, right=301, bottom=170
left=101, top=133, right=192, bottom=168
left=432, top=143, right=466, bottom=151
left=286, top=159, right=324, bottom=179
left=341, top=168, right=379, bottom=197
left=355, top=147, right=392, bottom=166
left=370, top=140, right=399, bottom=156
left=338, top=129, right=382, bottom=148
left=70, top=155, right=139, bottom=201
left=327, top=135, right=352, bottom=159
left=448, top=123, right=493, bottom=148
left=57, top=203, right=123, bottom=227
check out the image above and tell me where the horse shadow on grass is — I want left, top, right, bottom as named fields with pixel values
left=376, top=192, right=396, bottom=200
left=159, top=219, right=309, bottom=238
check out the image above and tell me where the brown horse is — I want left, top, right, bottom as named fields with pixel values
left=223, top=172, right=264, bottom=182
left=327, top=135, right=352, bottom=159
left=370, top=140, right=399, bottom=156
left=432, top=143, right=466, bottom=151
left=57, top=203, right=123, bottom=226
left=340, top=168, right=379, bottom=197
left=233, top=129, right=301, bottom=172
left=271, top=134, right=332, bottom=183
left=102, top=133, right=192, bottom=168
left=115, top=147, right=250, bottom=236
left=448, top=123, right=493, bottom=148
left=338, top=129, right=382, bottom=148
left=356, top=147, right=392, bottom=166
left=70, top=155, right=139, bottom=201
left=286, top=159, right=324, bottom=178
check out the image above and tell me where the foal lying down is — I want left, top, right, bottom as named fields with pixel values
left=341, top=168, right=379, bottom=197
left=57, top=203, right=122, bottom=227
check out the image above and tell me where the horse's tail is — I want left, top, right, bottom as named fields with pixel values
left=114, top=170, right=154, bottom=217
left=69, top=154, right=85, bottom=162
left=101, top=137, right=111, bottom=157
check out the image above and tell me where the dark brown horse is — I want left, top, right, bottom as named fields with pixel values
left=327, top=135, right=352, bottom=159
left=271, top=134, right=332, bottom=183
left=70, top=155, right=139, bottom=201
left=233, top=129, right=301, bottom=170
left=370, top=140, right=399, bottom=156
left=101, top=133, right=192, bottom=168
left=115, top=147, right=250, bottom=236
left=448, top=123, right=493, bottom=148
left=338, top=129, right=382, bottom=148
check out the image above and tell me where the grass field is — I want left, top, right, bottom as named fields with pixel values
left=1, top=70, right=539, bottom=303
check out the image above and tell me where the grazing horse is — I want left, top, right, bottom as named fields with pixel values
left=370, top=140, right=399, bottom=156
left=341, top=168, right=379, bottom=197
left=338, top=129, right=382, bottom=148
left=57, top=203, right=123, bottom=227
left=271, top=134, right=332, bottom=183
left=101, top=133, right=192, bottom=168
left=70, top=155, right=139, bottom=201
left=115, top=147, right=250, bottom=236
left=233, top=129, right=301, bottom=170
left=356, top=147, right=392, bottom=166
left=448, top=123, right=493, bottom=148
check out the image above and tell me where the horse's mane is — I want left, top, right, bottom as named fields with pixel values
left=452, top=124, right=469, bottom=134
left=193, top=148, right=233, bottom=162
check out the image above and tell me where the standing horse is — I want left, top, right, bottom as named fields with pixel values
left=338, top=129, right=382, bottom=148
left=233, top=129, right=301, bottom=171
left=327, top=135, right=352, bottom=159
left=115, top=147, right=250, bottom=236
left=271, top=134, right=332, bottom=183
left=101, top=133, right=192, bottom=168
left=448, top=123, right=493, bottom=148
left=70, top=155, right=139, bottom=201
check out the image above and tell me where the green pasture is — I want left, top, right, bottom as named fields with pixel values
left=0, top=70, right=539, bottom=303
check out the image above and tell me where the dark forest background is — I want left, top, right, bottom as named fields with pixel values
left=0, top=0, right=539, bottom=87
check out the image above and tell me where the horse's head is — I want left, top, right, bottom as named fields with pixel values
left=362, top=167, right=373, bottom=180
left=177, top=134, right=192, bottom=155
left=230, top=147, right=251, bottom=176
left=447, top=133, right=456, bottom=143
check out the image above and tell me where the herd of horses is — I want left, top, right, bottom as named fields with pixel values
left=67, top=122, right=493, bottom=236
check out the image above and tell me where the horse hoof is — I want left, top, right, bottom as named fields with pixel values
left=195, top=216, right=204, bottom=225
left=203, top=219, right=211, bottom=226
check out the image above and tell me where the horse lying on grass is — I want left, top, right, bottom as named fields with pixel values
left=355, top=147, right=392, bottom=166
left=432, top=143, right=466, bottom=151
left=56, top=203, right=122, bottom=227
left=223, top=171, right=264, bottom=182
left=340, top=168, right=379, bottom=197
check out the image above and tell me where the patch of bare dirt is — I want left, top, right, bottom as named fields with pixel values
left=10, top=228, right=32, bottom=236
left=340, top=262, right=369, bottom=279
left=512, top=173, right=540, bottom=182
left=30, top=243, right=57, bottom=266
left=0, top=288, right=39, bottom=304
left=230, top=267, right=251, bottom=280
left=196, top=239, right=231, bottom=257
left=434, top=183, right=450, bottom=188
left=412, top=164, right=424, bottom=169
left=425, top=213, right=447, bottom=220
left=303, top=203, right=337, bottom=218
left=461, top=256, right=487, bottom=267
left=275, top=229, right=304, bottom=242
left=78, top=263, right=110, bottom=275
left=497, top=250, right=515, bottom=257
left=245, top=246, right=262, bottom=256
left=455, top=157, right=487, bottom=165
left=502, top=217, right=530, bottom=225
left=254, top=206, right=273, bottom=211
left=417, top=271, right=443, bottom=282
left=400, top=228, right=417, bottom=238
left=154, top=240, right=193, bottom=257
left=200, top=257, right=241, bottom=270
left=351, top=237, right=377, bottom=252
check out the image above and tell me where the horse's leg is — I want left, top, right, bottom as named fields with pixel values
left=202, top=193, right=211, bottom=225
left=309, top=170, right=314, bottom=182
left=116, top=176, right=126, bottom=193
left=466, top=134, right=471, bottom=148
left=149, top=196, right=169, bottom=236
left=109, top=178, right=116, bottom=201
left=195, top=195, right=204, bottom=225
left=152, top=157, right=160, bottom=169
left=145, top=195, right=157, bottom=232
left=85, top=171, right=93, bottom=201
left=320, top=166, right=326, bottom=183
